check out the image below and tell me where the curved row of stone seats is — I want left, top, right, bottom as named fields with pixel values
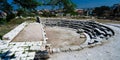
left=94, top=26, right=110, bottom=37
left=82, top=21, right=114, bottom=37
left=43, top=19, right=114, bottom=41
left=88, top=21, right=115, bottom=35
left=82, top=26, right=97, bottom=37
left=83, top=28, right=96, bottom=39
left=64, top=23, right=103, bottom=39
left=89, top=25, right=108, bottom=36
left=99, top=25, right=115, bottom=36
left=47, top=20, right=89, bottom=39
left=84, top=31, right=96, bottom=39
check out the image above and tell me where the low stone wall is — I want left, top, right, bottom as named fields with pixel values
left=2, top=22, right=28, bottom=42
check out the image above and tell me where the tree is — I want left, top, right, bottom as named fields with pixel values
left=48, top=0, right=76, bottom=13
left=111, top=4, right=120, bottom=17
left=92, top=6, right=110, bottom=17
left=0, top=0, right=15, bottom=22
left=17, top=8, right=25, bottom=17
left=0, top=0, right=13, bottom=14
left=13, top=0, right=41, bottom=11
left=62, top=0, right=76, bottom=13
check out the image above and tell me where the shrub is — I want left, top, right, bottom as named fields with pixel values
left=0, top=18, right=7, bottom=25
left=6, top=13, right=16, bottom=22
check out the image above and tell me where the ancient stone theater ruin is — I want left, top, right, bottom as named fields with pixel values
left=0, top=17, right=118, bottom=60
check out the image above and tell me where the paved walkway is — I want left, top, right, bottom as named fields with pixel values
left=12, top=23, right=43, bottom=42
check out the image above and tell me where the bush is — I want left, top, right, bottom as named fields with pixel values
left=0, top=35, right=2, bottom=40
left=70, top=12, right=78, bottom=16
left=0, top=18, right=7, bottom=25
left=6, top=13, right=16, bottom=22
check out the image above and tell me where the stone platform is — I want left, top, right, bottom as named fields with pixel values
left=12, top=23, right=44, bottom=42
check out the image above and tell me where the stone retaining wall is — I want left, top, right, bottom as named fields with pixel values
left=2, top=22, right=27, bottom=42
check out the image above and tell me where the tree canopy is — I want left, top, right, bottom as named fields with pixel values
left=0, top=0, right=76, bottom=13
left=92, top=6, right=110, bottom=17
left=13, top=0, right=41, bottom=11
left=0, top=0, right=13, bottom=14
left=48, top=0, right=76, bottom=13
left=111, top=4, right=120, bottom=17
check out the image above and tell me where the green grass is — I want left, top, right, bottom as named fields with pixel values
left=0, top=24, right=17, bottom=39
left=0, top=17, right=36, bottom=39
left=95, top=19, right=120, bottom=24
left=71, top=17, right=120, bottom=24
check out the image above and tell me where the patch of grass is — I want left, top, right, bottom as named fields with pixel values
left=0, top=24, right=17, bottom=39
left=8, top=18, right=35, bottom=25
left=0, top=17, right=36, bottom=40
left=69, top=42, right=76, bottom=45
left=95, top=19, right=120, bottom=24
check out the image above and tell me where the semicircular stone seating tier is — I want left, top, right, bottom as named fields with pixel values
left=42, top=19, right=115, bottom=45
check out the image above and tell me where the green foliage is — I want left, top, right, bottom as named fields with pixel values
left=16, top=8, right=37, bottom=17
left=0, top=0, right=14, bottom=22
left=0, top=18, right=7, bottom=25
left=111, top=4, right=120, bottom=17
left=92, top=6, right=110, bottom=17
left=6, top=13, right=16, bottom=22
left=0, top=25, right=13, bottom=40
left=92, top=4, right=120, bottom=20
left=41, top=11, right=55, bottom=17
left=61, top=0, right=76, bottom=13
left=13, top=0, right=41, bottom=11
left=47, top=0, right=76, bottom=13
left=0, top=0, right=13, bottom=14
left=0, top=18, right=35, bottom=40
left=17, top=8, right=25, bottom=17
left=70, top=11, right=78, bottom=16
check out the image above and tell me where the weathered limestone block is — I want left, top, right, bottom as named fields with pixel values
left=52, top=48, right=61, bottom=53
left=69, top=46, right=82, bottom=51
left=2, top=22, right=27, bottom=42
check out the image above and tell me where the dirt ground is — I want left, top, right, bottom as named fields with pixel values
left=94, top=19, right=120, bottom=24
left=48, top=24, right=120, bottom=60
left=12, top=23, right=43, bottom=42
left=45, top=26, right=86, bottom=48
